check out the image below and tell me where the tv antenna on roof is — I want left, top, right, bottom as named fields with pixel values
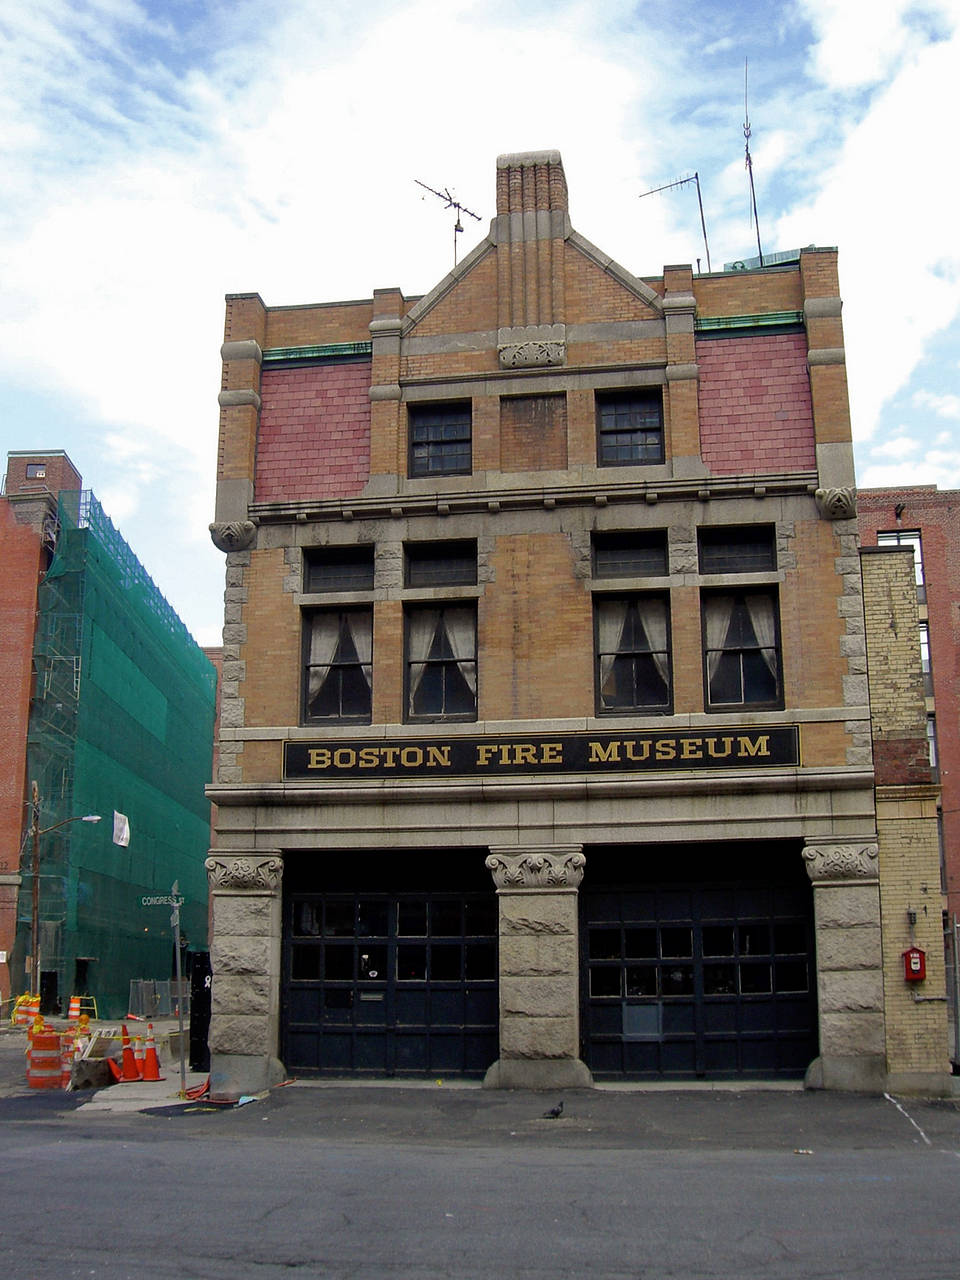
left=415, top=179, right=481, bottom=267
left=743, top=58, right=765, bottom=266
left=638, top=172, right=712, bottom=273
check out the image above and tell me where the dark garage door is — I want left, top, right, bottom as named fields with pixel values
left=283, top=880, right=498, bottom=1078
left=581, top=844, right=818, bottom=1080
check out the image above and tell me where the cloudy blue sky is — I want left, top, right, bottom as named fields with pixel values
left=2, top=0, right=958, bottom=646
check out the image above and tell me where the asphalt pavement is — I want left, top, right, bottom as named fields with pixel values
left=5, top=1021, right=960, bottom=1279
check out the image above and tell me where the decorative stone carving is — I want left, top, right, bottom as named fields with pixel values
left=802, top=843, right=879, bottom=883
left=209, top=521, right=257, bottom=552
left=486, top=850, right=586, bottom=889
left=206, top=855, right=283, bottom=891
left=815, top=487, right=857, bottom=520
left=498, top=341, right=566, bottom=369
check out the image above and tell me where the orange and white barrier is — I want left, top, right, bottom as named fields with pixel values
left=27, top=1031, right=63, bottom=1090
left=12, top=994, right=40, bottom=1027
left=67, top=995, right=82, bottom=1020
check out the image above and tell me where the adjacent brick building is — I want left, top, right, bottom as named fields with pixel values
left=858, top=488, right=960, bottom=918
left=0, top=451, right=217, bottom=1018
left=206, top=150, right=950, bottom=1096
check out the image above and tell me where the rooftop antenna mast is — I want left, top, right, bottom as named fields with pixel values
left=638, top=172, right=712, bottom=273
left=415, top=179, right=481, bottom=268
left=743, top=58, right=765, bottom=266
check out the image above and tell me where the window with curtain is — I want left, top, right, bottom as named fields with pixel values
left=303, top=608, right=373, bottom=722
left=595, top=595, right=671, bottom=713
left=405, top=605, right=477, bottom=721
left=595, top=390, right=664, bottom=466
left=702, top=591, right=782, bottom=709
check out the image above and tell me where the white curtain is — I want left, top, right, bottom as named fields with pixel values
left=637, top=598, right=669, bottom=684
left=744, top=594, right=778, bottom=678
left=704, top=595, right=735, bottom=683
left=307, top=613, right=340, bottom=702
left=443, top=607, right=477, bottom=695
left=346, top=612, right=373, bottom=694
left=597, top=600, right=628, bottom=702
left=407, top=609, right=440, bottom=709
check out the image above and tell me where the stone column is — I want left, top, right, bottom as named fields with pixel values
left=482, top=845, right=593, bottom=1090
left=802, top=839, right=886, bottom=1092
left=205, top=851, right=285, bottom=1099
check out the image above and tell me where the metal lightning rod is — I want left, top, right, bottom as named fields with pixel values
left=415, top=179, right=481, bottom=267
left=743, top=59, right=765, bottom=267
left=638, top=172, right=712, bottom=273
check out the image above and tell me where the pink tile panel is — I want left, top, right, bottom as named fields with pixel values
left=696, top=333, right=816, bottom=475
left=255, top=361, right=372, bottom=501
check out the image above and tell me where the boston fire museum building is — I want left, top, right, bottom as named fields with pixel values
left=206, top=151, right=950, bottom=1097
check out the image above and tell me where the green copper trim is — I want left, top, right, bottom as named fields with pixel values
left=263, top=342, right=373, bottom=362
left=696, top=311, right=803, bottom=333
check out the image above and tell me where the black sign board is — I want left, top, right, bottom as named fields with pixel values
left=284, top=727, right=800, bottom=780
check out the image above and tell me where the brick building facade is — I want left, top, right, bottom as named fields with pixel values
left=858, top=488, right=960, bottom=919
left=206, top=150, right=949, bottom=1096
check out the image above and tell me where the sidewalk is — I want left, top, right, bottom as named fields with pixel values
left=0, top=1017, right=209, bottom=1112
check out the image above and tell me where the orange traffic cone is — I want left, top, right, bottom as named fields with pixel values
left=107, top=1058, right=122, bottom=1082
left=141, top=1025, right=165, bottom=1082
left=119, top=1024, right=140, bottom=1081
left=133, top=1036, right=145, bottom=1079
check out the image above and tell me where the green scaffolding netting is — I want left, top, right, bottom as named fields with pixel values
left=16, top=491, right=217, bottom=1018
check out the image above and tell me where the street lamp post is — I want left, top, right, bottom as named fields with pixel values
left=29, top=780, right=101, bottom=999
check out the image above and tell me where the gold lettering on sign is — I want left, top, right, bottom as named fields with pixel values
left=541, top=742, right=563, bottom=764
left=655, top=739, right=676, bottom=760
left=427, top=746, right=451, bottom=767
left=706, top=737, right=733, bottom=759
left=681, top=738, right=703, bottom=760
left=737, top=735, right=770, bottom=758
left=308, top=748, right=331, bottom=769
left=589, top=741, right=621, bottom=763
left=625, top=741, right=651, bottom=762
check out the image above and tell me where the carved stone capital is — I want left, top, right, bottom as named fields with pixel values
left=815, top=487, right=857, bottom=520
left=210, top=520, right=257, bottom=552
left=498, top=341, right=566, bottom=369
left=486, top=847, right=585, bottom=889
left=206, top=854, right=284, bottom=892
left=802, top=842, right=879, bottom=883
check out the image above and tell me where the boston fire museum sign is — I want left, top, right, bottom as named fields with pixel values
left=284, top=727, right=800, bottom=780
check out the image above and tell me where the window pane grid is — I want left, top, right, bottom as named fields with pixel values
left=597, top=393, right=664, bottom=467
left=409, top=405, right=471, bottom=476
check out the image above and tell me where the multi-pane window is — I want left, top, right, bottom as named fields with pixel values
left=593, top=531, right=668, bottom=578
left=595, top=596, right=672, bottom=713
left=702, top=590, right=782, bottom=710
left=406, top=605, right=477, bottom=721
left=877, top=530, right=923, bottom=583
left=596, top=391, right=664, bottom=467
left=304, top=546, right=374, bottom=593
left=408, top=403, right=472, bottom=477
left=303, top=609, right=372, bottom=722
left=698, top=525, right=776, bottom=574
left=405, top=541, right=477, bottom=588
left=919, top=621, right=933, bottom=697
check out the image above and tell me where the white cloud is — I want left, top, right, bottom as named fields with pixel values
left=913, top=389, right=960, bottom=419
left=869, top=436, right=921, bottom=459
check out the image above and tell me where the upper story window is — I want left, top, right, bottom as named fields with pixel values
left=596, top=390, right=664, bottom=467
left=593, top=530, right=668, bottom=578
left=406, top=605, right=477, bottom=721
left=408, top=402, right=472, bottom=477
left=303, top=608, right=372, bottom=723
left=698, top=525, right=776, bottom=574
left=25, top=463, right=46, bottom=479
left=304, top=545, right=374, bottom=593
left=702, top=590, right=783, bottom=711
left=405, top=541, right=477, bottom=588
left=595, top=595, right=672, bottom=714
left=877, top=530, right=924, bottom=599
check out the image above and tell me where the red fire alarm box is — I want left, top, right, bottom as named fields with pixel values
left=903, top=946, right=926, bottom=982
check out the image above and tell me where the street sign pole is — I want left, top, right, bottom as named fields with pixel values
left=171, top=881, right=187, bottom=1097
